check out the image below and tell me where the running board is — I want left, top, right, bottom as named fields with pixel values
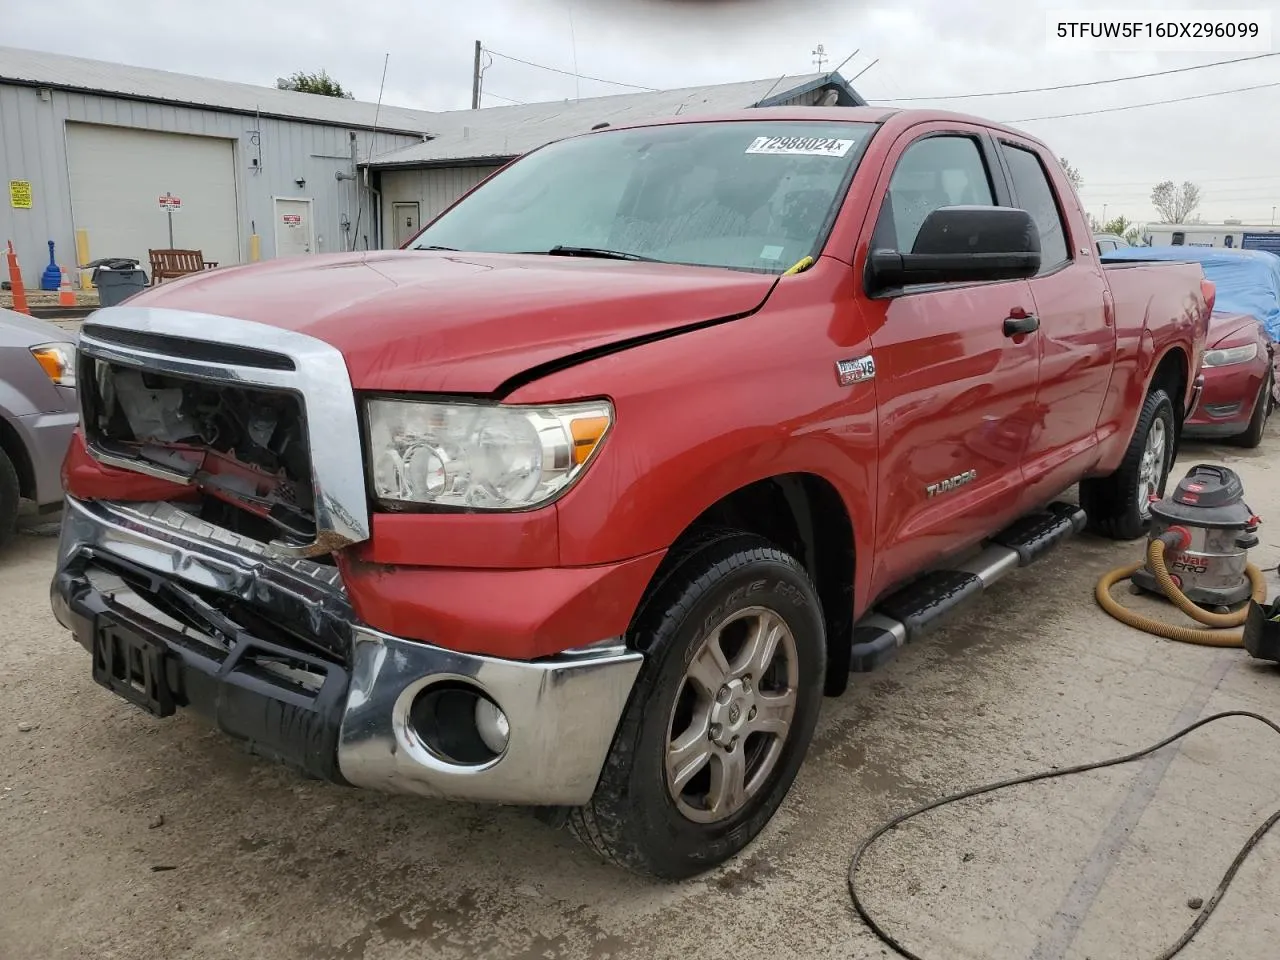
left=848, top=502, right=1087, bottom=672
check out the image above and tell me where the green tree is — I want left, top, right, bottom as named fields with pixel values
left=1102, top=215, right=1142, bottom=245
left=276, top=69, right=354, bottom=99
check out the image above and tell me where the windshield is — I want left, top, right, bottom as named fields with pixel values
left=409, top=120, right=876, bottom=274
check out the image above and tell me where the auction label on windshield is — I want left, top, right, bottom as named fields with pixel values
left=746, top=136, right=855, bottom=157
left=1046, top=10, right=1272, bottom=50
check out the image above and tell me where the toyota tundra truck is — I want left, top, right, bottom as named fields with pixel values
left=52, top=107, right=1212, bottom=879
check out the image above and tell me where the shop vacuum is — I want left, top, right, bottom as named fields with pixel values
left=1097, top=463, right=1280, bottom=658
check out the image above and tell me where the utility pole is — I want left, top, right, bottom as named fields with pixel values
left=471, top=40, right=481, bottom=110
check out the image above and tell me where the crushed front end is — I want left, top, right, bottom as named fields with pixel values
left=52, top=307, right=643, bottom=807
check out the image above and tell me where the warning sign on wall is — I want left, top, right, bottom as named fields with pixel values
left=159, top=194, right=182, bottom=212
left=9, top=180, right=32, bottom=209
left=282, top=214, right=302, bottom=226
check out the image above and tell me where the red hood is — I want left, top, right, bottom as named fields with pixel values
left=124, top=251, right=778, bottom=393
left=1208, top=310, right=1260, bottom=348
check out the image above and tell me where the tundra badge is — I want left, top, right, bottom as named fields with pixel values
left=926, top=470, right=977, bottom=498
left=835, top=355, right=876, bottom=386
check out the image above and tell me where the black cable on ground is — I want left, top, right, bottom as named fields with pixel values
left=849, top=710, right=1280, bottom=960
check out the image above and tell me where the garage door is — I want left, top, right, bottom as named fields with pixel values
left=66, top=123, right=240, bottom=277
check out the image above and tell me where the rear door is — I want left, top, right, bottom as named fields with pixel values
left=994, top=137, right=1116, bottom=502
left=859, top=123, right=1042, bottom=598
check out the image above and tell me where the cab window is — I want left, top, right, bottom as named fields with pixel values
left=1001, top=144, right=1070, bottom=273
left=871, top=135, right=996, bottom=255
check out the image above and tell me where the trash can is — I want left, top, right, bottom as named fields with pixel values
left=87, top=258, right=148, bottom=307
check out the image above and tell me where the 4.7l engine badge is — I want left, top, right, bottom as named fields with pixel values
left=835, top=355, right=876, bottom=386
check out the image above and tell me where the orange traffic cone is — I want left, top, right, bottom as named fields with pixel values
left=58, top=265, right=76, bottom=307
left=5, top=241, right=30, bottom=315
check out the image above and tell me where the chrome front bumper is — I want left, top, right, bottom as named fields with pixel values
left=52, top=496, right=643, bottom=806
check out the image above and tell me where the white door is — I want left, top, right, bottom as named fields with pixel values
left=393, top=202, right=420, bottom=247
left=66, top=123, right=240, bottom=274
left=274, top=199, right=314, bottom=257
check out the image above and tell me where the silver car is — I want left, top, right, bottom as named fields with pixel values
left=0, top=307, right=79, bottom=546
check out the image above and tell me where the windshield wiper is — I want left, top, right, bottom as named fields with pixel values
left=416, top=244, right=458, bottom=251
left=539, top=245, right=659, bottom=262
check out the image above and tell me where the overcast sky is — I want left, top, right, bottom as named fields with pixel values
left=8, top=0, right=1280, bottom=226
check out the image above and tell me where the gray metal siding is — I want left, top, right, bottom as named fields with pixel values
left=379, top=165, right=505, bottom=245
left=0, top=82, right=421, bottom=285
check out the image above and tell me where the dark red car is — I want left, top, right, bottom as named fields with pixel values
left=1102, top=245, right=1279, bottom=447
left=1187, top=308, right=1273, bottom=445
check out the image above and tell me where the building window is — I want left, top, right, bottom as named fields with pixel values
left=1225, top=235, right=1234, bottom=248
left=1172, top=232, right=1185, bottom=245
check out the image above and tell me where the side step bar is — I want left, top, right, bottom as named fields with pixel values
left=848, top=501, right=1087, bottom=672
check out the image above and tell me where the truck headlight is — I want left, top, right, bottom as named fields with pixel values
left=1202, top=343, right=1258, bottom=367
left=366, top=397, right=613, bottom=509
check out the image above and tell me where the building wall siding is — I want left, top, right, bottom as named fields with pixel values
left=0, top=82, right=421, bottom=285
left=378, top=164, right=505, bottom=245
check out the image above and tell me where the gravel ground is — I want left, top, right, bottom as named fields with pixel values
left=2, top=434, right=1278, bottom=960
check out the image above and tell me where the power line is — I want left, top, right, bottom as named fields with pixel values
left=482, top=47, right=658, bottom=92
left=1001, top=80, right=1280, bottom=123
left=873, top=52, right=1280, bottom=102
left=1084, top=173, right=1280, bottom=187
left=481, top=89, right=527, bottom=105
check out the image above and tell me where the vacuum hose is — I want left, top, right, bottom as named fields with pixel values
left=1096, top=535, right=1267, bottom=647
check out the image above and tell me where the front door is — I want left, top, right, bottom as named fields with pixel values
left=274, top=198, right=314, bottom=257
left=393, top=202, right=421, bottom=248
left=995, top=137, right=1116, bottom=503
left=859, top=125, right=1042, bottom=599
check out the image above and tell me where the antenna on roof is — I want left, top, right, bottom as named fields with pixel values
left=351, top=52, right=389, bottom=252
left=569, top=5, right=581, bottom=102
left=812, top=44, right=828, bottom=72
left=756, top=73, right=787, bottom=107
left=832, top=48, right=860, bottom=76
left=849, top=58, right=878, bottom=82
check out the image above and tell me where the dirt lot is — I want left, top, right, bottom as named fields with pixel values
left=2, top=435, right=1279, bottom=960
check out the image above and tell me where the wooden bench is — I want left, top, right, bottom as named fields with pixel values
left=148, top=249, right=219, bottom=284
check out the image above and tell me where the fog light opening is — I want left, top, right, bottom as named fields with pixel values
left=407, top=681, right=508, bottom=766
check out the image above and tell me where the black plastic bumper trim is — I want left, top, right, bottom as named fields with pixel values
left=54, top=560, right=351, bottom=785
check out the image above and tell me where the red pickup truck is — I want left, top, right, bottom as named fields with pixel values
left=53, top=107, right=1211, bottom=879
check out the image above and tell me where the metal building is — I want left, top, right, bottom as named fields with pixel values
left=367, top=73, right=867, bottom=247
left=0, top=46, right=431, bottom=286
left=1, top=46, right=866, bottom=282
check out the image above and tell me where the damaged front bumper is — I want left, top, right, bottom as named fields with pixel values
left=51, top=496, right=643, bottom=806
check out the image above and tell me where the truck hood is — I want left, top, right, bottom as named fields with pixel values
left=124, top=251, right=779, bottom=393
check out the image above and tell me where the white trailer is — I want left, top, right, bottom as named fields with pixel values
left=1144, top=222, right=1280, bottom=253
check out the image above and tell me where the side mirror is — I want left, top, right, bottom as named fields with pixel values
left=867, top=206, right=1042, bottom=294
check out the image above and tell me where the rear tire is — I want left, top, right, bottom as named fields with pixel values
left=568, top=533, right=826, bottom=879
left=1081, top=388, right=1175, bottom=541
left=0, top=446, right=19, bottom=549
left=1235, top=371, right=1272, bottom=449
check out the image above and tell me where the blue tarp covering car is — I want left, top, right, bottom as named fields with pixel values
left=1100, top=245, right=1280, bottom=342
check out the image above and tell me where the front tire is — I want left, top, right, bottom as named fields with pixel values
left=1081, top=388, right=1176, bottom=541
left=0, top=446, right=20, bottom=549
left=568, top=533, right=826, bottom=879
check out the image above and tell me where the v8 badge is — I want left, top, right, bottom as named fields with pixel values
left=835, top=355, right=876, bottom=387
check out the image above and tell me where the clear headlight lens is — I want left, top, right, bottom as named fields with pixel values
left=366, top=397, right=613, bottom=509
left=30, top=342, right=77, bottom=387
left=1202, top=343, right=1258, bottom=367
